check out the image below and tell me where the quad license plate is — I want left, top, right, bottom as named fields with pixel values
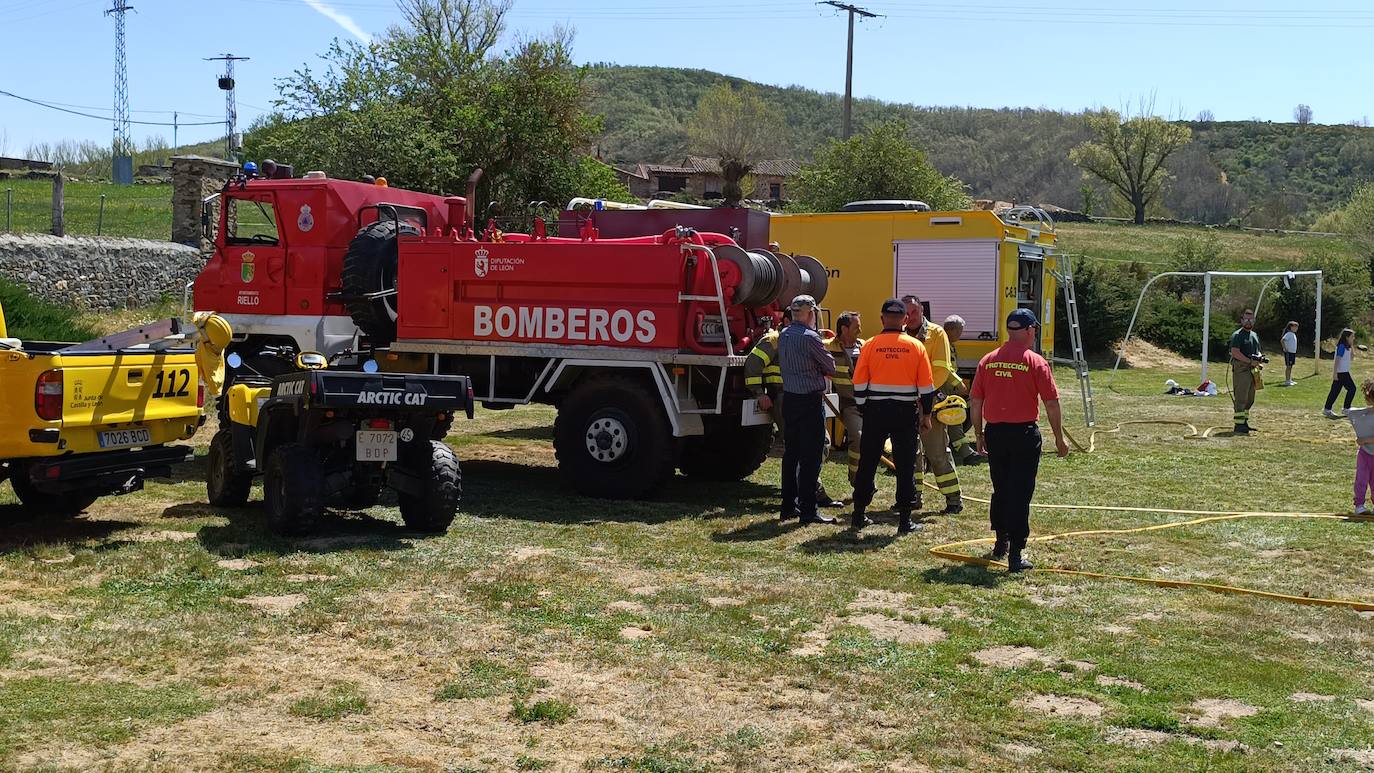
left=356, top=430, right=397, bottom=462
left=98, top=427, right=151, bottom=449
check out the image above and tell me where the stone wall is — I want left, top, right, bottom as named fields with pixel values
left=171, top=154, right=239, bottom=248
left=0, top=233, right=202, bottom=310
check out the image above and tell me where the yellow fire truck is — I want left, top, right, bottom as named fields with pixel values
left=770, top=206, right=1062, bottom=369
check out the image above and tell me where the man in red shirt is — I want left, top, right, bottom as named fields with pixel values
left=970, top=308, right=1070, bottom=572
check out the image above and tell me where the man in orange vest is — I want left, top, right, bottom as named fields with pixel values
left=850, top=299, right=937, bottom=535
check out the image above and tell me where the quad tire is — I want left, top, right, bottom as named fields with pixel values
left=553, top=376, right=674, bottom=499
left=679, top=423, right=773, bottom=481
left=398, top=441, right=461, bottom=533
left=9, top=470, right=98, bottom=519
left=206, top=429, right=253, bottom=507
left=263, top=443, right=324, bottom=536
left=340, top=218, right=421, bottom=344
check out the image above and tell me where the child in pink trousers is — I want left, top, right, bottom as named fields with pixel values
left=1348, top=378, right=1374, bottom=514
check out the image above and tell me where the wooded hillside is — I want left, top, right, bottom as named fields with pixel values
left=587, top=65, right=1374, bottom=227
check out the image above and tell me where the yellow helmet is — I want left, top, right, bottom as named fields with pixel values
left=933, top=394, right=968, bottom=426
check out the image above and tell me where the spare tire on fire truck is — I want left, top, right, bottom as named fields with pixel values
left=340, top=218, right=421, bottom=344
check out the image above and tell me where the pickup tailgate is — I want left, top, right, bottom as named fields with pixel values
left=61, top=353, right=200, bottom=423
left=53, top=352, right=203, bottom=451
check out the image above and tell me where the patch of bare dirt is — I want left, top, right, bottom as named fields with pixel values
left=233, top=594, right=307, bottom=615
left=1357, top=698, right=1374, bottom=715
left=619, top=625, right=653, bottom=640
left=1099, top=624, right=1133, bottom=635
left=1108, top=728, right=1247, bottom=753
left=998, top=742, right=1040, bottom=759
left=216, top=558, right=260, bottom=571
left=123, top=529, right=199, bottom=543
left=605, top=600, right=647, bottom=613
left=1185, top=698, right=1260, bottom=728
left=509, top=546, right=555, bottom=562
left=849, top=589, right=915, bottom=610
left=1096, top=675, right=1148, bottom=692
left=627, top=585, right=659, bottom=596
left=1332, top=749, right=1374, bottom=765
left=1064, top=660, right=1096, bottom=672
left=846, top=614, right=947, bottom=646
left=705, top=596, right=745, bottom=608
left=1289, top=692, right=1335, bottom=703
left=971, top=646, right=1055, bottom=670
left=1117, top=339, right=1194, bottom=370
left=285, top=574, right=335, bottom=583
left=1014, top=693, right=1104, bottom=720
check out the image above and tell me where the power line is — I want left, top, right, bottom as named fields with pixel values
left=0, top=88, right=224, bottom=126
left=819, top=2, right=879, bottom=139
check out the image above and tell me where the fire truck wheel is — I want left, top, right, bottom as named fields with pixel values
left=207, top=429, right=253, bottom=507
left=10, top=472, right=98, bottom=519
left=554, top=377, right=674, bottom=499
left=679, top=424, right=773, bottom=481
left=341, top=219, right=421, bottom=344
left=398, top=441, right=461, bottom=533
left=263, top=443, right=324, bottom=536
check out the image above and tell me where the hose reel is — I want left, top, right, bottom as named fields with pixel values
left=714, top=245, right=829, bottom=308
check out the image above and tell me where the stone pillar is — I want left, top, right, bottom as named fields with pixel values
left=171, top=155, right=239, bottom=249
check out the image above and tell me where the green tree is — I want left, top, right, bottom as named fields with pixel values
left=245, top=0, right=600, bottom=218
left=790, top=122, right=969, bottom=213
left=686, top=84, right=783, bottom=207
left=1069, top=108, right=1191, bottom=224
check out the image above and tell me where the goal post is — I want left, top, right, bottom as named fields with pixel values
left=1110, top=269, right=1324, bottom=386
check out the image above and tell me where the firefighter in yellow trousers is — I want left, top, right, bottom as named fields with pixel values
left=941, top=315, right=980, bottom=466
left=824, top=312, right=864, bottom=493
left=902, top=295, right=963, bottom=514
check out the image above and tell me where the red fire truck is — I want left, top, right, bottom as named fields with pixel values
left=193, top=170, right=828, bottom=498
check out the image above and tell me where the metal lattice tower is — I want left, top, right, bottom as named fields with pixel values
left=106, top=0, right=135, bottom=184
left=207, top=54, right=250, bottom=163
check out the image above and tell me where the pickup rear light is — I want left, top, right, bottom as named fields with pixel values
left=367, top=419, right=392, bottom=430
left=197, top=381, right=206, bottom=408
left=35, top=369, right=62, bottom=422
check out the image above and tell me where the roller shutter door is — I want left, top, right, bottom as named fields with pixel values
left=893, top=239, right=1000, bottom=337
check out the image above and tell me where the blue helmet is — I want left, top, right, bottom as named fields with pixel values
left=243, top=161, right=258, bottom=174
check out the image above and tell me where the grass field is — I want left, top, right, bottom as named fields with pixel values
left=1055, top=221, right=1358, bottom=269
left=2, top=355, right=1373, bottom=771
left=0, top=178, right=172, bottom=241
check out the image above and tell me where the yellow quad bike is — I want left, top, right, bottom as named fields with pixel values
left=206, top=346, right=474, bottom=536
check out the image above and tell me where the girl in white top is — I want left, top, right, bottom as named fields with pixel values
left=1325, top=328, right=1357, bottom=417
left=1281, top=321, right=1298, bottom=386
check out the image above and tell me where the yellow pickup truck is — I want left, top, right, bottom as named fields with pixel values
left=0, top=305, right=230, bottom=517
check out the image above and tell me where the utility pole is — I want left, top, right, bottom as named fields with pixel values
left=819, top=1, right=878, bottom=139
left=206, top=54, right=249, bottom=163
left=106, top=0, right=135, bottom=185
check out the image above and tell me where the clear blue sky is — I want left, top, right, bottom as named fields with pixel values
left=2, top=0, right=1372, bottom=155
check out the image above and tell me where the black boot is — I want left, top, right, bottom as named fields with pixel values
left=897, top=511, right=920, bottom=535
left=941, top=497, right=963, bottom=515
left=986, top=535, right=1008, bottom=560
left=849, top=509, right=872, bottom=532
left=1007, top=543, right=1033, bottom=573
left=1233, top=424, right=1249, bottom=435
left=1244, top=422, right=1258, bottom=433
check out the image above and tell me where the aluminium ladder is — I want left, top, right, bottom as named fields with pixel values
left=1049, top=252, right=1096, bottom=427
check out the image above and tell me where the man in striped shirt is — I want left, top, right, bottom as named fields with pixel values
left=777, top=295, right=838, bottom=525
left=850, top=299, right=937, bottom=534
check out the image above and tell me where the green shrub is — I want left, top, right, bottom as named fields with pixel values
left=1137, top=297, right=1231, bottom=361
left=1054, top=257, right=1143, bottom=356
left=0, top=279, right=96, bottom=342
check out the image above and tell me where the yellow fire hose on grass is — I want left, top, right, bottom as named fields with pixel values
left=875, top=420, right=1374, bottom=611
